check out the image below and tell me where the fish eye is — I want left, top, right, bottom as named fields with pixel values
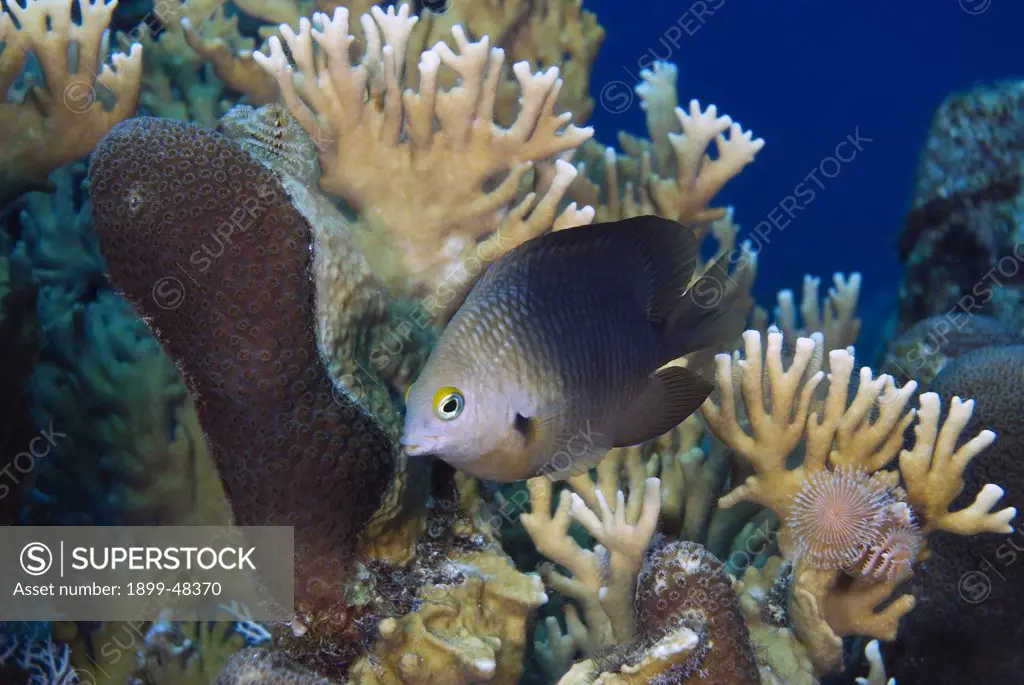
left=432, top=386, right=464, bottom=421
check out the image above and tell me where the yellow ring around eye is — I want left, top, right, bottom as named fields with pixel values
left=432, top=386, right=464, bottom=421
left=405, top=385, right=413, bottom=403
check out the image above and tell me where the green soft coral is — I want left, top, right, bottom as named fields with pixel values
left=13, top=165, right=230, bottom=526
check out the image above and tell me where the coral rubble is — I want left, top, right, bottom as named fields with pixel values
left=346, top=549, right=547, bottom=684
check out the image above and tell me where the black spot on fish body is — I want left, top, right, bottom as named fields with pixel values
left=513, top=413, right=534, bottom=443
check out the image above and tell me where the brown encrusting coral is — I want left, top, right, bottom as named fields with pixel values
left=219, top=101, right=437, bottom=562
left=633, top=541, right=760, bottom=684
left=89, top=116, right=396, bottom=614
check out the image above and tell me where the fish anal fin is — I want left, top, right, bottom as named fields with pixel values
left=613, top=366, right=713, bottom=447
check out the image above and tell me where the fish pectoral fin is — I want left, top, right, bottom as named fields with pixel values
left=529, top=426, right=611, bottom=482
left=612, top=366, right=713, bottom=447
left=521, top=400, right=611, bottom=481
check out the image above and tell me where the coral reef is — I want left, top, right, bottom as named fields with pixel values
left=888, top=344, right=1024, bottom=684
left=568, top=61, right=764, bottom=233
left=5, top=1, right=1015, bottom=683
left=89, top=116, right=396, bottom=615
left=896, top=81, right=1024, bottom=335
left=0, top=0, right=142, bottom=205
left=702, top=328, right=1016, bottom=675
left=552, top=540, right=759, bottom=685
left=346, top=549, right=547, bottom=684
left=254, top=4, right=594, bottom=297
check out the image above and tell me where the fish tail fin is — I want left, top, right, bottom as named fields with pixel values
left=660, top=251, right=755, bottom=361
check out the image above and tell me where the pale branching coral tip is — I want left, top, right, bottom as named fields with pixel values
left=789, top=466, right=892, bottom=569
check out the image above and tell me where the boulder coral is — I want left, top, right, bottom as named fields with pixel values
left=553, top=540, right=759, bottom=685
left=896, top=81, right=1024, bottom=335
left=89, top=116, right=397, bottom=616
left=890, top=344, right=1024, bottom=684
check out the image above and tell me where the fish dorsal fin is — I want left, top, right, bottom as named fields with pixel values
left=491, top=216, right=699, bottom=326
left=612, top=365, right=713, bottom=447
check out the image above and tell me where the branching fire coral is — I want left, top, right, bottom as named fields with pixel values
left=254, top=3, right=594, bottom=296
left=702, top=328, right=1016, bottom=674
left=521, top=470, right=658, bottom=658
left=774, top=272, right=862, bottom=355
left=569, top=60, right=764, bottom=233
left=125, top=0, right=280, bottom=126
left=0, top=0, right=142, bottom=203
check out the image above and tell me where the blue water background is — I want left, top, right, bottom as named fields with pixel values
left=586, top=0, right=1024, bottom=353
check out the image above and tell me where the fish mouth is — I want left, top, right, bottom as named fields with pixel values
left=400, top=435, right=438, bottom=456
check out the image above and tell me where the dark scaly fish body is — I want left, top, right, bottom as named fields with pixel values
left=401, top=215, right=749, bottom=482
